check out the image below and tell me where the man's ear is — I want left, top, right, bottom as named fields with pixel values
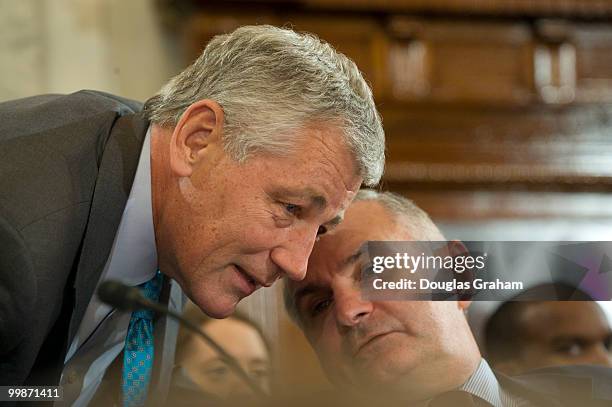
left=447, top=239, right=468, bottom=257
left=169, top=99, right=224, bottom=177
left=447, top=239, right=475, bottom=305
left=458, top=298, right=472, bottom=311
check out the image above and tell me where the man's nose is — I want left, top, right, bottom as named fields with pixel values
left=270, top=225, right=318, bottom=281
left=334, top=285, right=373, bottom=328
left=224, top=371, right=254, bottom=399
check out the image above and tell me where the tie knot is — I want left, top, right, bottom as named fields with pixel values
left=132, top=271, right=163, bottom=320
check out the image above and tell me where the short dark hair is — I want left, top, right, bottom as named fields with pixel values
left=484, top=283, right=594, bottom=364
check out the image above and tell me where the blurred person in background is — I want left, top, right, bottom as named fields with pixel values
left=171, top=302, right=272, bottom=403
left=484, top=284, right=612, bottom=375
left=285, top=189, right=612, bottom=406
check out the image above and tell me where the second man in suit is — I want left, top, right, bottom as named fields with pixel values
left=284, top=190, right=612, bottom=406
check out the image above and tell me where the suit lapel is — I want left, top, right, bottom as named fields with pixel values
left=68, top=113, right=149, bottom=343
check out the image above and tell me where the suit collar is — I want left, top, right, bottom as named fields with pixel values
left=102, top=125, right=157, bottom=286
left=68, top=112, right=149, bottom=343
left=460, top=359, right=505, bottom=407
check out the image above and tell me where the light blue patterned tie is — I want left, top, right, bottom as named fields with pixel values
left=122, top=271, right=163, bottom=407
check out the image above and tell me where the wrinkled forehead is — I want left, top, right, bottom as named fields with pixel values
left=264, top=149, right=360, bottom=216
left=294, top=124, right=362, bottom=188
left=288, top=200, right=410, bottom=307
left=313, top=229, right=368, bottom=273
left=289, top=238, right=368, bottom=306
left=299, top=201, right=408, bottom=284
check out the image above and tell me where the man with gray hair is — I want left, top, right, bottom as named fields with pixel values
left=285, top=189, right=612, bottom=406
left=0, top=25, right=384, bottom=405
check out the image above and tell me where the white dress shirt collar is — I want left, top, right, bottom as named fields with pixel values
left=104, top=124, right=157, bottom=286
left=460, top=358, right=521, bottom=407
left=65, top=125, right=157, bottom=362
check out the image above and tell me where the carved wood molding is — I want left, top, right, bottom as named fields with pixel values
left=390, top=190, right=612, bottom=220
left=384, top=162, right=612, bottom=189
left=304, top=0, right=612, bottom=18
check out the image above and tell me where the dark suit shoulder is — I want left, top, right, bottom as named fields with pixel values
left=517, top=365, right=612, bottom=400
left=0, top=90, right=142, bottom=141
left=499, top=365, right=612, bottom=406
left=0, top=90, right=143, bottom=230
left=0, top=215, right=37, bottom=385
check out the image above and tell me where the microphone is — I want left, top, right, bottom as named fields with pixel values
left=97, top=280, right=267, bottom=398
left=98, top=280, right=156, bottom=311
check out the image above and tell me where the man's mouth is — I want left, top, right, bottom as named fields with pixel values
left=232, top=264, right=259, bottom=295
left=236, top=265, right=257, bottom=285
left=237, top=264, right=279, bottom=287
left=353, top=331, right=397, bottom=357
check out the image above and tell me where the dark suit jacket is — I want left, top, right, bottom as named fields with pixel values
left=0, top=90, right=147, bottom=386
left=263, top=365, right=612, bottom=407
left=498, top=365, right=612, bottom=406
left=163, top=365, right=612, bottom=407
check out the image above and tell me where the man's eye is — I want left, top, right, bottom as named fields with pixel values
left=556, top=341, right=583, bottom=357
left=250, top=367, right=270, bottom=380
left=310, top=298, right=333, bottom=317
left=317, top=225, right=327, bottom=236
left=204, top=365, right=230, bottom=380
left=604, top=336, right=612, bottom=351
left=284, top=203, right=300, bottom=216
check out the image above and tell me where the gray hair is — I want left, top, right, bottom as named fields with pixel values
left=284, top=189, right=444, bottom=325
left=353, top=189, right=445, bottom=241
left=143, top=25, right=385, bottom=186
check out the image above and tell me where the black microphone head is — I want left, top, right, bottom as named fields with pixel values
left=97, top=280, right=145, bottom=311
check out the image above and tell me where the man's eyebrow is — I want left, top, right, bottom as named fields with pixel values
left=293, top=284, right=320, bottom=307
left=343, top=246, right=367, bottom=267
left=273, top=187, right=327, bottom=209
left=326, top=214, right=343, bottom=227
left=248, top=358, right=270, bottom=367
left=293, top=283, right=332, bottom=317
